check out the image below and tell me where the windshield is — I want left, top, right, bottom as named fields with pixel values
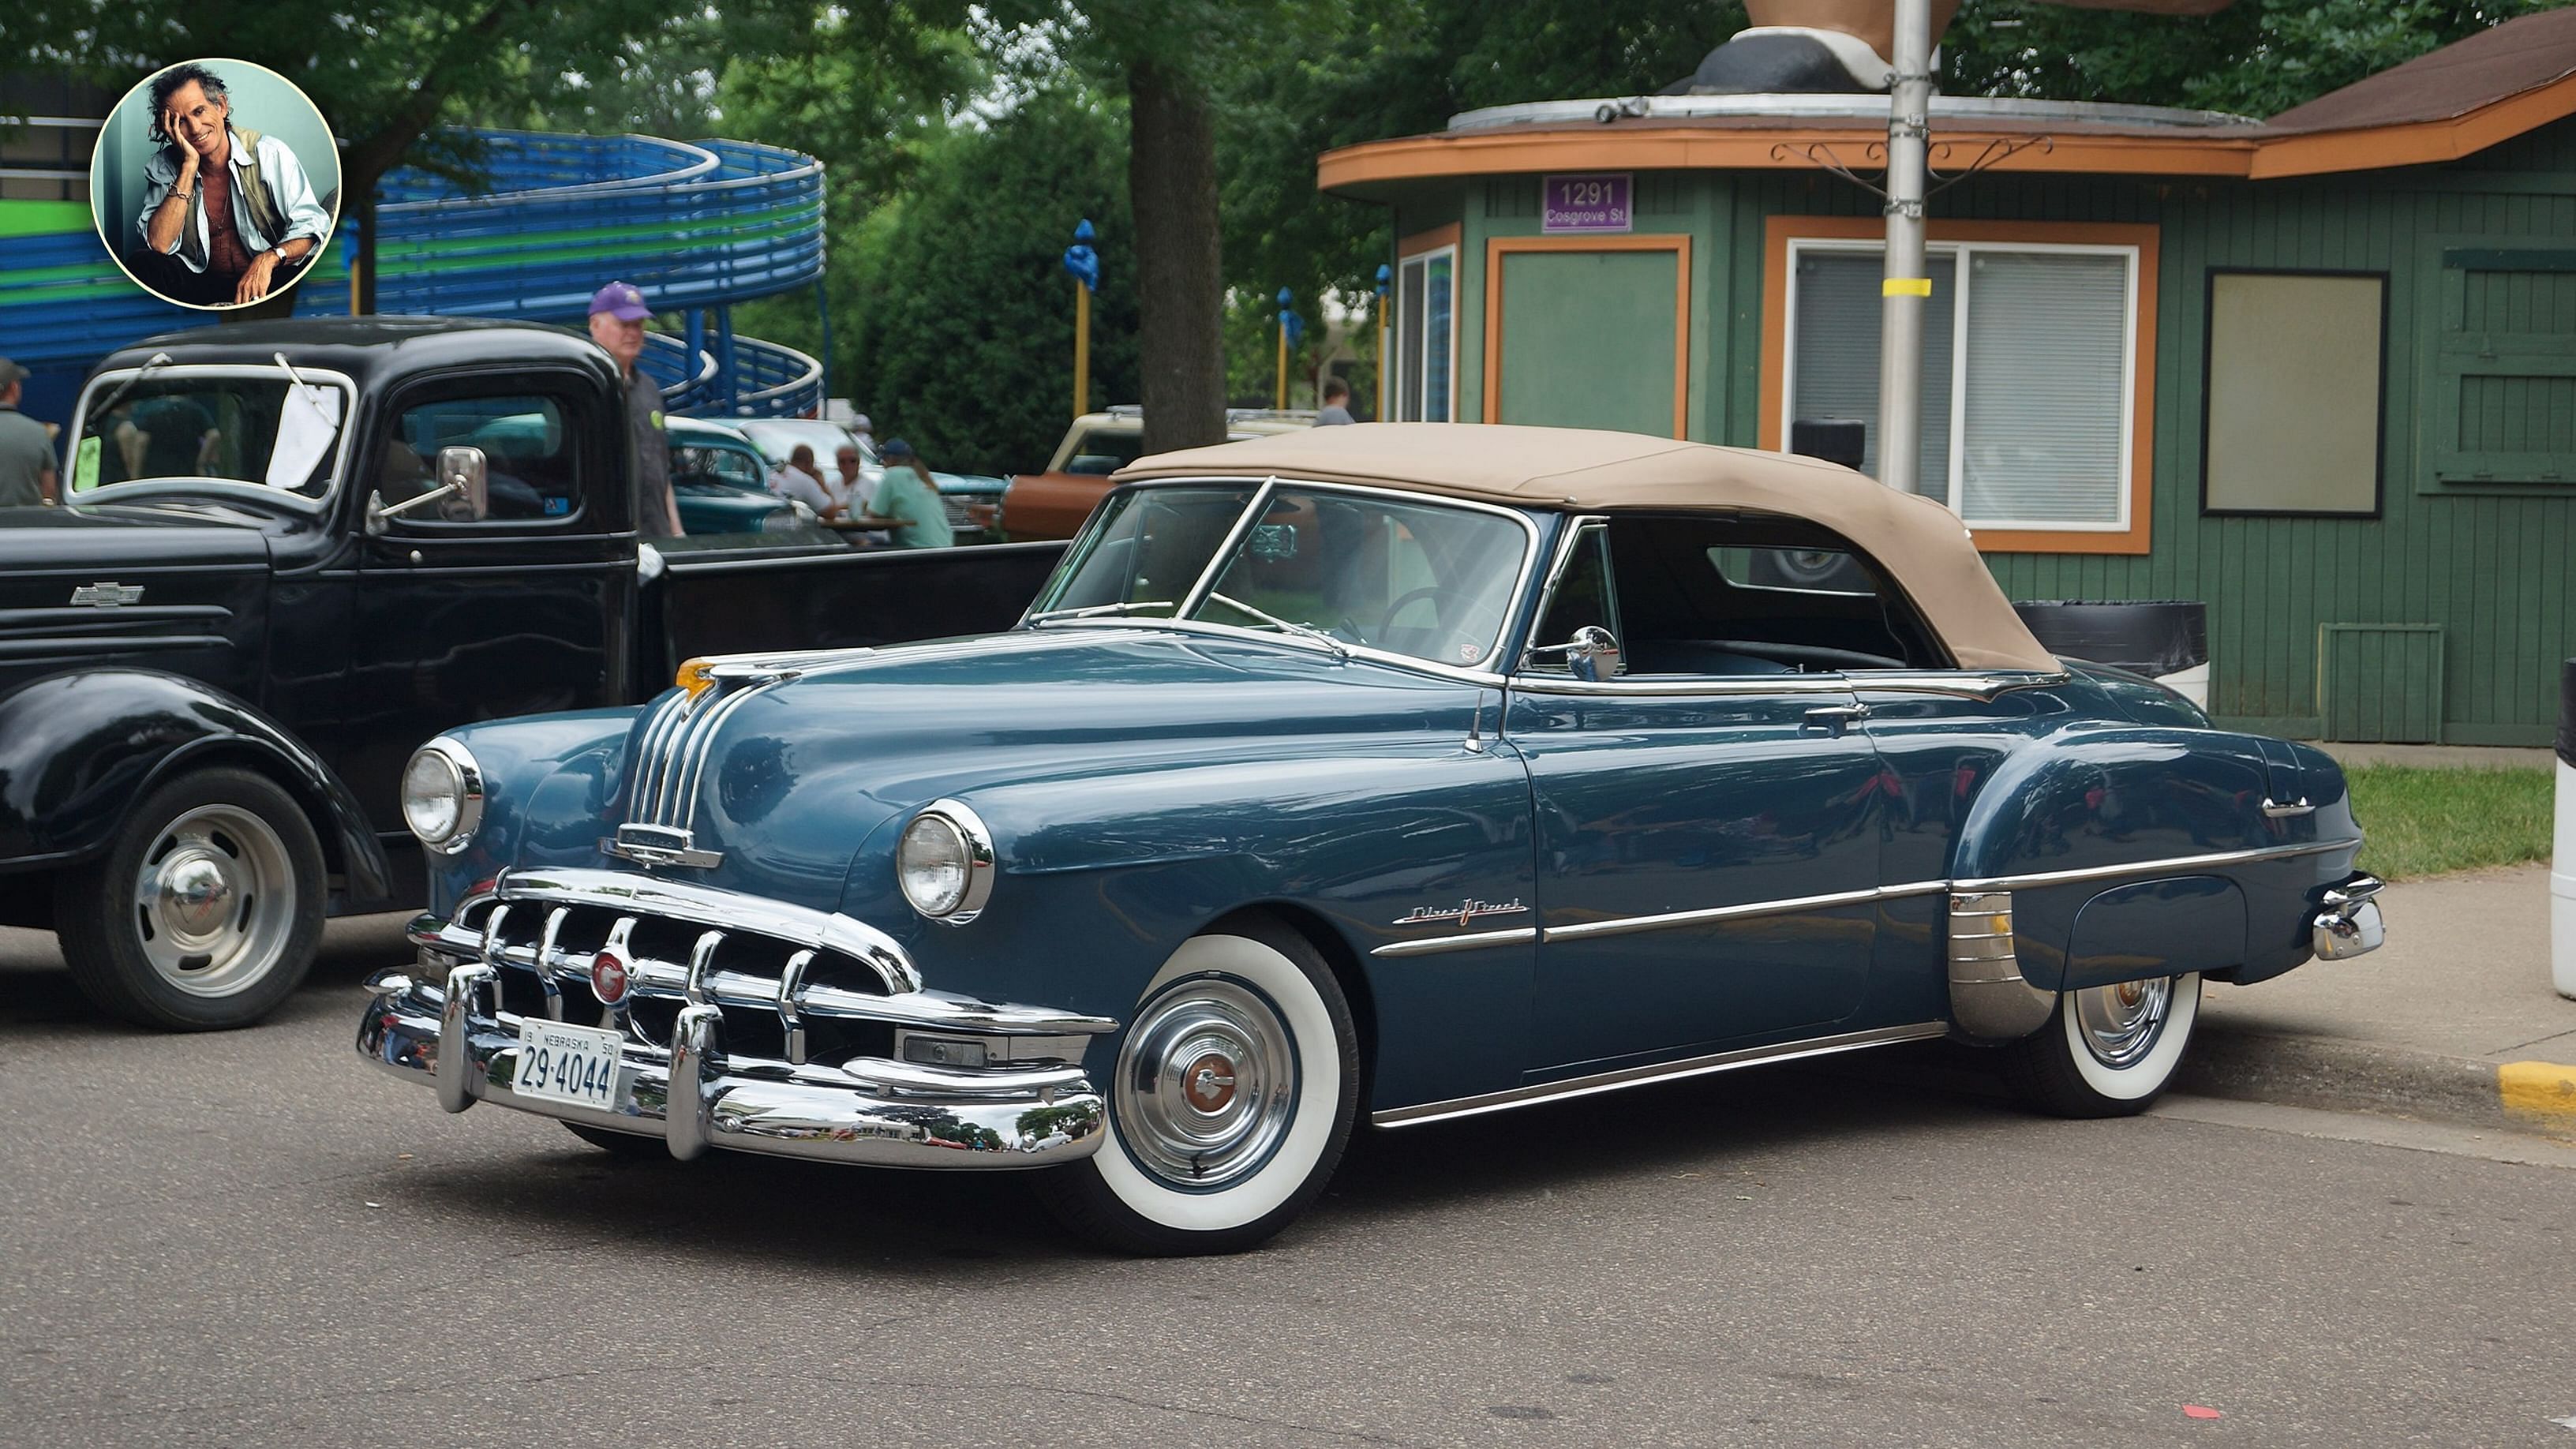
left=72, top=371, right=348, bottom=500
left=1036, top=482, right=1532, bottom=668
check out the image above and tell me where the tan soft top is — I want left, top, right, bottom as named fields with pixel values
left=1115, top=423, right=2059, bottom=672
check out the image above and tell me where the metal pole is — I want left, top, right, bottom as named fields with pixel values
left=1876, top=0, right=1934, bottom=496
left=1073, top=282, right=1091, bottom=420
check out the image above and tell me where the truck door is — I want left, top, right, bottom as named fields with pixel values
left=345, top=372, right=636, bottom=833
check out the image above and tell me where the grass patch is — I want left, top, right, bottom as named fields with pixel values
left=2346, top=764, right=2556, bottom=881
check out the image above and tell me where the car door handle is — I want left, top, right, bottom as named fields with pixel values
left=1802, top=703, right=1872, bottom=733
left=2261, top=797, right=2315, bottom=818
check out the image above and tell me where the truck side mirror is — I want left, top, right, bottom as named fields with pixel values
left=432, top=447, right=489, bottom=522
left=365, top=445, right=491, bottom=534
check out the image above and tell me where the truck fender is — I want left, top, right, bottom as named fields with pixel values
left=0, top=669, right=391, bottom=904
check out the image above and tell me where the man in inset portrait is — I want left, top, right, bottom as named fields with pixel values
left=128, top=63, right=332, bottom=307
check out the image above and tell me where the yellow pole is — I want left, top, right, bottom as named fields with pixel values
left=1376, top=294, right=1389, bottom=421
left=1275, top=315, right=1287, bottom=410
left=1073, top=283, right=1091, bottom=420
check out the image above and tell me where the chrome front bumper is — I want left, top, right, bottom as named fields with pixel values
left=359, top=959, right=1110, bottom=1170
left=2310, top=874, right=2387, bottom=961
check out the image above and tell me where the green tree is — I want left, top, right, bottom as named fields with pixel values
left=839, top=89, right=1141, bottom=475
left=1946, top=0, right=2574, bottom=115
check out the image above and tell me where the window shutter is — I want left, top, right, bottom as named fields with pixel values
left=1789, top=250, right=1953, bottom=497
left=1960, top=251, right=2128, bottom=525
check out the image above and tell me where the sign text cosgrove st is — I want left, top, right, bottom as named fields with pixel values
left=1541, top=173, right=1633, bottom=234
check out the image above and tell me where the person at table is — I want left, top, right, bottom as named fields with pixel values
left=766, top=443, right=843, bottom=520
left=869, top=439, right=953, bottom=549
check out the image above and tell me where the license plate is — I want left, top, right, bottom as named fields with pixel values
left=513, top=1020, right=627, bottom=1111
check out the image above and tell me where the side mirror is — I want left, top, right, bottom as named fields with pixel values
left=365, top=445, right=491, bottom=534
left=1522, top=624, right=1623, bottom=681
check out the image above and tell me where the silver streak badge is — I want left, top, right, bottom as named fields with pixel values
left=1393, top=897, right=1530, bottom=929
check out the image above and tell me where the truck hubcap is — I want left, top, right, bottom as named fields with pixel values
left=132, top=804, right=294, bottom=997
left=1116, top=978, right=1295, bottom=1191
left=2073, top=976, right=2172, bottom=1069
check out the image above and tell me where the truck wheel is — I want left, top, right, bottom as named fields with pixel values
left=54, top=767, right=325, bottom=1031
left=1035, top=917, right=1359, bottom=1256
left=1999, top=972, right=2201, bottom=1118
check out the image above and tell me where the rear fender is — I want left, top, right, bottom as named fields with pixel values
left=0, top=669, right=390, bottom=904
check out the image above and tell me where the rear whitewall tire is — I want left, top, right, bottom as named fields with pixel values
left=1999, top=972, right=2200, bottom=1118
left=1037, top=919, right=1359, bottom=1255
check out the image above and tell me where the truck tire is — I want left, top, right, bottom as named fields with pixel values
left=1035, top=915, right=1360, bottom=1256
left=54, top=767, right=327, bottom=1031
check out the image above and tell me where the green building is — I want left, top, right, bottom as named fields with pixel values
left=1323, top=10, right=2576, bottom=747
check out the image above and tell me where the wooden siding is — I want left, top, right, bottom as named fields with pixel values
left=1404, top=118, right=2576, bottom=743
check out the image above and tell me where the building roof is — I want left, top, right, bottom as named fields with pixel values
left=2266, top=7, right=2576, bottom=133
left=1319, top=9, right=2576, bottom=190
left=1116, top=423, right=2060, bottom=672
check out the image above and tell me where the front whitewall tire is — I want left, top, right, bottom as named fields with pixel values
left=1037, top=919, right=1360, bottom=1255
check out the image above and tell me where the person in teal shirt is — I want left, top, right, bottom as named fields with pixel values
left=872, top=438, right=954, bottom=549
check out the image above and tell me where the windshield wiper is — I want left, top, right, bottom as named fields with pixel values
left=1205, top=593, right=1349, bottom=658
left=1028, top=600, right=1175, bottom=625
left=87, top=351, right=174, bottom=421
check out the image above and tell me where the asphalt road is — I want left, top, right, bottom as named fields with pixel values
left=4, top=921, right=2574, bottom=1448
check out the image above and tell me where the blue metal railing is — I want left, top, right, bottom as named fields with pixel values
left=0, top=126, right=826, bottom=421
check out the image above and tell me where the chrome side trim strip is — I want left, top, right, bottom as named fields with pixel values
left=1848, top=670, right=2072, bottom=698
left=1951, top=837, right=2361, bottom=893
left=1541, top=879, right=1950, bottom=943
left=1513, top=673, right=1859, bottom=698
left=1372, top=1022, right=1949, bottom=1128
left=1371, top=926, right=1540, bottom=960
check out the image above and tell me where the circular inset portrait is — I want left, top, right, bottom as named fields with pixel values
left=90, top=59, right=341, bottom=311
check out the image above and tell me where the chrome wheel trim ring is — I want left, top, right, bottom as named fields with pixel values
left=129, top=803, right=297, bottom=997
left=1113, top=975, right=1299, bottom=1193
left=2072, top=975, right=2174, bottom=1069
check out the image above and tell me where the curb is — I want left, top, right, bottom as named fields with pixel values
left=2181, top=1021, right=2576, bottom=1139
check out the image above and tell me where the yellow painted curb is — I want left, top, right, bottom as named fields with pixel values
left=2498, top=1061, right=2576, bottom=1126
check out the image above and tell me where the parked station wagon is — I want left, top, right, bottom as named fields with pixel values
left=359, top=425, right=2384, bottom=1254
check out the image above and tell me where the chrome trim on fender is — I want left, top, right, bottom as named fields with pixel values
left=1848, top=670, right=2072, bottom=699
left=901, top=797, right=997, bottom=925
left=1950, top=837, right=2363, bottom=893
left=1372, top=926, right=1540, bottom=960
left=1514, top=669, right=2071, bottom=700
left=1541, top=879, right=1949, bottom=943
left=1945, top=890, right=2054, bottom=1042
left=1372, top=1022, right=1949, bottom=1127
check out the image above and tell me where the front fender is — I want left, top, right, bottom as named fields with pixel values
left=0, top=668, right=390, bottom=903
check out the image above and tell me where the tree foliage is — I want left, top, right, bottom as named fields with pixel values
left=832, top=90, right=1141, bottom=475
left=1949, top=0, right=2574, bottom=115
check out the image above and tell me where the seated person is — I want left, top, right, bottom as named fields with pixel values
left=766, top=444, right=842, bottom=519
left=868, top=440, right=955, bottom=550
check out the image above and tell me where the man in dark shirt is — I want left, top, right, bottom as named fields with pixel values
left=0, top=359, right=59, bottom=507
left=586, top=281, right=682, bottom=537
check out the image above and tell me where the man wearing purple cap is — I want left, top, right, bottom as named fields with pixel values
left=587, top=281, right=680, bottom=537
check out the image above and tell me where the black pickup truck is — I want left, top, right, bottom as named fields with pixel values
left=0, top=318, right=1066, bottom=1029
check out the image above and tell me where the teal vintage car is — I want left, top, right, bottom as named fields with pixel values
left=358, top=425, right=2384, bottom=1254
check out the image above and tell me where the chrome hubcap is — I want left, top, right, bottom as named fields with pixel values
left=2073, top=976, right=2173, bottom=1069
left=1116, top=978, right=1296, bottom=1191
left=131, top=804, right=294, bottom=997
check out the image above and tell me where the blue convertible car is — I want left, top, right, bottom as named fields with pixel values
left=358, top=425, right=2385, bottom=1253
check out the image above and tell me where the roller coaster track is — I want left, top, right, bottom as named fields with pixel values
left=0, top=125, right=828, bottom=421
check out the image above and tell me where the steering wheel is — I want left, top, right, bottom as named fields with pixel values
left=1704, top=638, right=1908, bottom=671
left=1375, top=586, right=1506, bottom=665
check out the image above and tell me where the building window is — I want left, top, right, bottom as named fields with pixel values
left=1395, top=227, right=1457, bottom=422
left=1763, top=218, right=2159, bottom=554
left=2203, top=271, right=2385, bottom=515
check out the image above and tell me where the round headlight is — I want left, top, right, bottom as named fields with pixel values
left=896, top=800, right=994, bottom=924
left=400, top=739, right=483, bottom=854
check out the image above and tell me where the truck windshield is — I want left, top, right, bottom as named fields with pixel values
left=71, top=372, right=347, bottom=500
